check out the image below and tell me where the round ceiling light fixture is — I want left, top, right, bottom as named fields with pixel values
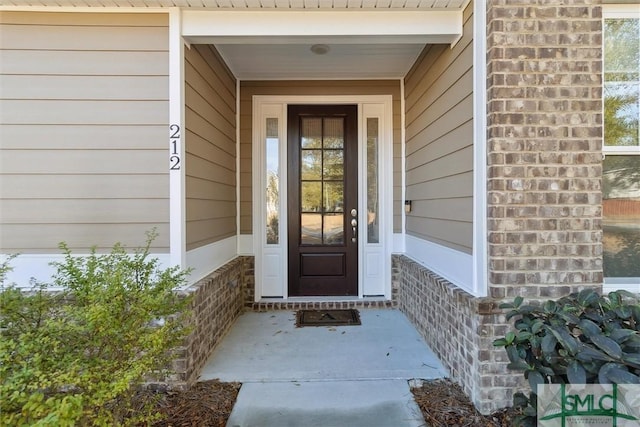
left=310, top=44, right=330, bottom=55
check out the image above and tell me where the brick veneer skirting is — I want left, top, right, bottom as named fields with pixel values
left=172, top=256, right=251, bottom=384
left=393, top=254, right=526, bottom=414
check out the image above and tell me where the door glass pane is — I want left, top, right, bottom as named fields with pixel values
left=301, top=150, right=322, bottom=180
left=266, top=118, right=279, bottom=245
left=324, top=213, right=344, bottom=245
left=301, top=181, right=321, bottom=212
left=301, top=213, right=322, bottom=245
left=323, top=150, right=343, bottom=179
left=323, top=182, right=344, bottom=213
left=299, top=116, right=346, bottom=246
left=323, top=117, right=344, bottom=148
left=367, top=118, right=380, bottom=244
left=301, top=118, right=322, bottom=148
left=603, top=155, right=640, bottom=277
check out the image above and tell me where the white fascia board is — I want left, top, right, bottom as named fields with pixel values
left=182, top=10, right=462, bottom=42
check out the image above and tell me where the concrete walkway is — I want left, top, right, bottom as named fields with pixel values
left=199, top=309, right=448, bottom=427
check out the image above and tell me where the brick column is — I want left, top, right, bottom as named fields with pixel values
left=487, top=1, right=603, bottom=300
left=479, top=0, right=604, bottom=412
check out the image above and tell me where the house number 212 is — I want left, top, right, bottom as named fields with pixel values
left=169, top=124, right=181, bottom=170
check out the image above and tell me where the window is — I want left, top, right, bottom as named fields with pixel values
left=266, top=118, right=280, bottom=245
left=603, top=7, right=640, bottom=289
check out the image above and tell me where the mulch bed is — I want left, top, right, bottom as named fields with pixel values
left=411, top=379, right=521, bottom=427
left=133, top=377, right=519, bottom=426
left=140, top=380, right=241, bottom=427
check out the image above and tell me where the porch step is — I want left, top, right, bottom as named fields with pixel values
left=248, top=299, right=396, bottom=311
left=226, top=379, right=425, bottom=427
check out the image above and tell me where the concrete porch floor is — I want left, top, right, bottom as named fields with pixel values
left=199, top=309, right=448, bottom=427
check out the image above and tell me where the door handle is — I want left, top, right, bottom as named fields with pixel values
left=351, top=218, right=357, bottom=242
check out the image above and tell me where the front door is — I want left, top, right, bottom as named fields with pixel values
left=287, top=105, right=358, bottom=296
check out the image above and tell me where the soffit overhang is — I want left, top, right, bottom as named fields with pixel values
left=182, top=9, right=464, bottom=79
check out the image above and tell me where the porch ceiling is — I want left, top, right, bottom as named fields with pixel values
left=183, top=9, right=464, bottom=79
left=210, top=42, right=426, bottom=79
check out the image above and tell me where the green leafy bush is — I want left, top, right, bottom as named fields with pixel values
left=493, top=289, right=640, bottom=427
left=0, top=232, right=191, bottom=426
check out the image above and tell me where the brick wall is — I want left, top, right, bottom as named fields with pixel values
left=393, top=255, right=520, bottom=412
left=394, top=255, right=480, bottom=399
left=483, top=0, right=604, bottom=412
left=172, top=256, right=247, bottom=384
left=486, top=0, right=604, bottom=299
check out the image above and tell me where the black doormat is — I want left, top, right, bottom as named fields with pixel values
left=296, top=309, right=361, bottom=327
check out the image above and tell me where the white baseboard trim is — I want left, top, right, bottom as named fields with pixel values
left=392, top=233, right=405, bottom=254
left=1, top=252, right=171, bottom=289
left=237, top=234, right=253, bottom=255
left=604, top=278, right=640, bottom=294
left=186, top=236, right=237, bottom=285
left=405, top=235, right=474, bottom=295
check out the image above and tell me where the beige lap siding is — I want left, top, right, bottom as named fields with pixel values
left=0, top=12, right=170, bottom=253
left=404, top=4, right=474, bottom=254
left=184, top=45, right=237, bottom=252
left=239, top=80, right=403, bottom=235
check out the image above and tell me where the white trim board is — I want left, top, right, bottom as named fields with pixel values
left=472, top=0, right=488, bottom=297
left=1, top=253, right=171, bottom=289
left=169, top=8, right=186, bottom=269
left=185, top=236, right=237, bottom=285
left=393, top=233, right=405, bottom=254
left=182, top=10, right=463, bottom=45
left=604, top=278, right=640, bottom=295
left=237, top=235, right=253, bottom=255
left=405, top=235, right=474, bottom=295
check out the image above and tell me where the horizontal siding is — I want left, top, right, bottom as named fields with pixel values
left=0, top=150, right=167, bottom=174
left=1, top=225, right=169, bottom=254
left=0, top=11, right=168, bottom=26
left=185, top=44, right=237, bottom=251
left=1, top=23, right=168, bottom=51
left=239, top=79, right=402, bottom=234
left=0, top=12, right=170, bottom=253
left=2, top=199, right=169, bottom=223
left=2, top=100, right=168, bottom=125
left=0, top=175, right=168, bottom=199
left=2, top=75, right=168, bottom=100
left=406, top=171, right=473, bottom=200
left=1, top=51, right=168, bottom=75
left=403, top=2, right=474, bottom=254
left=0, top=125, right=167, bottom=149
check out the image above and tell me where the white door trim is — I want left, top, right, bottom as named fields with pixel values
left=252, top=95, right=393, bottom=301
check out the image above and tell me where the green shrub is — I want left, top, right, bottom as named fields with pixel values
left=0, top=232, right=191, bottom=426
left=493, top=289, right=640, bottom=427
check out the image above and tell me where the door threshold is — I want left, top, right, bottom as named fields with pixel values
left=249, top=297, right=396, bottom=312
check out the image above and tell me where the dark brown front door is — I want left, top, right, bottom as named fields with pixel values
left=288, top=105, right=358, bottom=296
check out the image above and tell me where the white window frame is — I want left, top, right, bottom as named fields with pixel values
left=602, top=5, right=640, bottom=293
